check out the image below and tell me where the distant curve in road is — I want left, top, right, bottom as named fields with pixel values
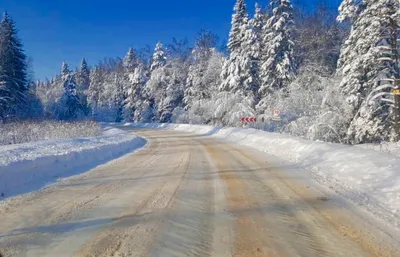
left=0, top=128, right=399, bottom=257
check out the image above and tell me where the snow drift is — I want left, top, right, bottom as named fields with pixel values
left=0, top=126, right=146, bottom=199
left=128, top=123, right=400, bottom=227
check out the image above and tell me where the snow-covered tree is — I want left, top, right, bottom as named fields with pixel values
left=150, top=42, right=167, bottom=72
left=123, top=47, right=137, bottom=73
left=88, top=66, right=104, bottom=119
left=0, top=12, right=28, bottom=120
left=161, top=60, right=187, bottom=122
left=204, top=91, right=256, bottom=126
left=259, top=0, right=295, bottom=95
left=111, top=72, right=125, bottom=122
left=139, top=98, right=157, bottom=123
left=122, top=48, right=138, bottom=121
left=75, top=58, right=90, bottom=115
left=219, top=0, right=248, bottom=96
left=88, top=62, right=125, bottom=122
left=34, top=77, right=62, bottom=118
left=61, top=62, right=69, bottom=77
left=252, top=3, right=265, bottom=44
left=243, top=3, right=264, bottom=103
left=146, top=59, right=186, bottom=123
left=58, top=62, right=83, bottom=120
left=175, top=49, right=226, bottom=124
left=227, top=0, right=248, bottom=52
left=76, top=58, right=90, bottom=91
left=184, top=30, right=218, bottom=110
left=257, top=66, right=352, bottom=142
left=220, top=0, right=259, bottom=105
left=123, top=61, right=147, bottom=121
left=337, top=0, right=400, bottom=143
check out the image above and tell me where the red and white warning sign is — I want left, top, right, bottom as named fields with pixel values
left=272, top=108, right=281, bottom=119
left=241, top=117, right=257, bottom=122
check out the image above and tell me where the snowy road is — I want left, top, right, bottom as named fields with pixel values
left=1, top=128, right=399, bottom=257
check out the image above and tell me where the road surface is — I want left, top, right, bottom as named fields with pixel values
left=0, top=128, right=399, bottom=257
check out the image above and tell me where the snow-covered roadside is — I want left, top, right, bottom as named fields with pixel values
left=356, top=141, right=400, bottom=158
left=0, top=126, right=146, bottom=199
left=127, top=123, right=400, bottom=228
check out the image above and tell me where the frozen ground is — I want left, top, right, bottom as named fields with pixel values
left=1, top=128, right=399, bottom=257
left=0, top=126, right=146, bottom=200
left=126, top=123, right=400, bottom=230
left=1, top=122, right=399, bottom=257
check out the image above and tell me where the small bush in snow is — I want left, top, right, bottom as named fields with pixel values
left=0, top=120, right=101, bottom=145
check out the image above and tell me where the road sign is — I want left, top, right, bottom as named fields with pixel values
left=393, top=89, right=400, bottom=95
left=272, top=108, right=281, bottom=118
left=272, top=108, right=282, bottom=121
left=241, top=117, right=257, bottom=123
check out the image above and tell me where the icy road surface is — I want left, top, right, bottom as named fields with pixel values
left=1, top=129, right=399, bottom=257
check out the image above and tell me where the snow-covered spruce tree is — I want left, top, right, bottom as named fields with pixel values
left=337, top=0, right=400, bottom=143
left=131, top=63, right=149, bottom=121
left=144, top=42, right=169, bottom=122
left=75, top=58, right=91, bottom=115
left=58, top=62, right=83, bottom=120
left=245, top=3, right=264, bottom=103
left=0, top=12, right=28, bottom=120
left=111, top=71, right=125, bottom=122
left=150, top=42, right=167, bottom=72
left=259, top=0, right=295, bottom=96
left=184, top=30, right=218, bottom=111
left=123, top=48, right=137, bottom=72
left=88, top=66, right=104, bottom=119
left=123, top=52, right=148, bottom=122
left=161, top=59, right=188, bottom=123
left=76, top=58, right=90, bottom=91
left=88, top=61, right=126, bottom=122
left=175, top=49, right=226, bottom=124
left=102, top=59, right=127, bottom=122
left=122, top=48, right=138, bottom=121
left=220, top=0, right=259, bottom=106
left=121, top=48, right=149, bottom=122
left=0, top=69, right=7, bottom=120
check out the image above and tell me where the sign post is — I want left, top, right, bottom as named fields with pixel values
left=394, top=87, right=400, bottom=141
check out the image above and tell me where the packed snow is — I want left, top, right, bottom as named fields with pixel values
left=0, top=126, right=146, bottom=200
left=356, top=141, right=400, bottom=158
left=127, top=123, right=400, bottom=228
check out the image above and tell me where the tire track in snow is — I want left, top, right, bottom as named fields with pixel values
left=74, top=134, right=191, bottom=257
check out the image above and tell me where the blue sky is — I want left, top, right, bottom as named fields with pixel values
left=2, top=0, right=340, bottom=80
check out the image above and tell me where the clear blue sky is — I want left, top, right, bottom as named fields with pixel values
left=2, top=0, right=340, bottom=80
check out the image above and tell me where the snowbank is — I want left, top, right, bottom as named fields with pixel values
left=0, top=126, right=146, bottom=199
left=127, top=123, right=400, bottom=226
left=356, top=141, right=400, bottom=158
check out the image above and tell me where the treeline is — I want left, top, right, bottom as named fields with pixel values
left=1, top=0, right=399, bottom=144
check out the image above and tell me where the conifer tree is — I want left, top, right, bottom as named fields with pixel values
left=58, top=62, right=82, bottom=120
left=0, top=12, right=28, bottom=119
left=88, top=66, right=104, bottom=119
left=259, top=0, right=295, bottom=95
left=220, top=0, right=258, bottom=105
left=337, top=0, right=400, bottom=143
left=75, top=58, right=90, bottom=115
left=184, top=30, right=218, bottom=110
left=150, top=42, right=167, bottom=72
